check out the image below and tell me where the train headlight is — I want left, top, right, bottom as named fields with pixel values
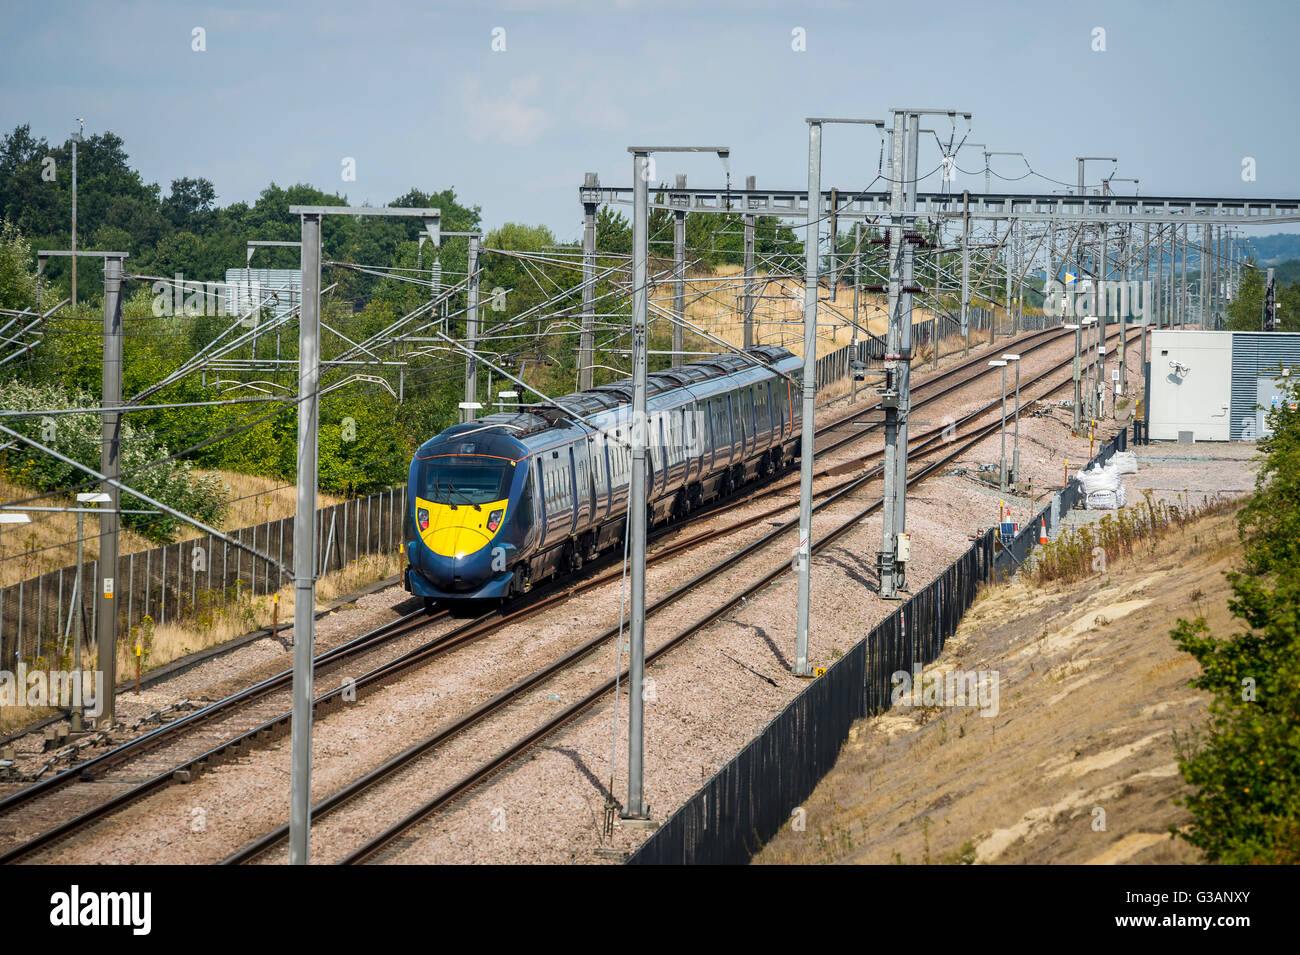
left=487, top=509, right=503, bottom=533
left=417, top=507, right=429, bottom=531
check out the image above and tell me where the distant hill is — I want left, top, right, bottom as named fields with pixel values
left=1245, top=233, right=1300, bottom=265
left=1265, top=258, right=1300, bottom=286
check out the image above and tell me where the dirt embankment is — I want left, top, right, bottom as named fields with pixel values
left=756, top=504, right=1245, bottom=865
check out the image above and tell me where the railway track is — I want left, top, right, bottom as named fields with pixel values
left=0, top=324, right=1100, bottom=863
left=222, top=329, right=1127, bottom=865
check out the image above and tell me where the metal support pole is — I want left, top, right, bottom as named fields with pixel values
left=1004, top=221, right=1013, bottom=337
left=625, top=150, right=652, bottom=820
left=743, top=175, right=756, bottom=349
left=1118, top=227, right=1127, bottom=389
left=71, top=131, right=78, bottom=308
left=851, top=220, right=860, bottom=403
left=1180, top=223, right=1188, bottom=328
left=672, top=174, right=686, bottom=368
left=463, top=234, right=480, bottom=420
left=961, top=191, right=970, bottom=356
left=895, top=112, right=919, bottom=572
left=879, top=111, right=906, bottom=600
left=579, top=173, right=598, bottom=391
left=828, top=187, right=838, bottom=301
left=289, top=211, right=321, bottom=865
left=1200, top=225, right=1209, bottom=330
left=794, top=123, right=821, bottom=674
left=74, top=509, right=85, bottom=724
left=96, top=255, right=125, bottom=726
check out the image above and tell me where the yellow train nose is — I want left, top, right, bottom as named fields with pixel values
left=427, top=524, right=490, bottom=559
left=417, top=496, right=507, bottom=558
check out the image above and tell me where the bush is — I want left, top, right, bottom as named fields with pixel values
left=1172, top=372, right=1300, bottom=863
left=0, top=380, right=228, bottom=541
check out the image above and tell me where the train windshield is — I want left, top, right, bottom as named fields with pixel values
left=419, top=456, right=513, bottom=506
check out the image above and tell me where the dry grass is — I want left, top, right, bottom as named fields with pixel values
left=1, top=549, right=404, bottom=737
left=1, top=704, right=58, bottom=735
left=115, top=549, right=404, bottom=679
left=647, top=264, right=1022, bottom=366
left=0, top=471, right=343, bottom=589
left=650, top=264, right=922, bottom=359
left=755, top=503, right=1244, bottom=865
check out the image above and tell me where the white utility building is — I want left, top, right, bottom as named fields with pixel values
left=1147, top=330, right=1300, bottom=441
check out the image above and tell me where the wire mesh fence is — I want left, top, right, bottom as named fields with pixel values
left=0, top=486, right=408, bottom=669
left=628, top=431, right=1125, bottom=865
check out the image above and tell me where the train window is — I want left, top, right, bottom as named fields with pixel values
left=559, top=456, right=572, bottom=508
left=420, top=456, right=512, bottom=506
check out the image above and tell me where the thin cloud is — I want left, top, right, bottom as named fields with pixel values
left=461, top=75, right=549, bottom=146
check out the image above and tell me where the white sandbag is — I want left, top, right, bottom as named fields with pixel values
left=1077, top=463, right=1121, bottom=495
left=1112, top=451, right=1138, bottom=474
left=1086, top=489, right=1118, bottom=509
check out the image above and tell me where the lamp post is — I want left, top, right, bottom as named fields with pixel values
left=1082, top=317, right=1098, bottom=420
left=1002, top=354, right=1021, bottom=485
left=1065, top=323, right=1081, bottom=433
left=990, top=360, right=1008, bottom=491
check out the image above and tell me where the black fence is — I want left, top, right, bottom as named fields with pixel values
left=627, top=431, right=1126, bottom=865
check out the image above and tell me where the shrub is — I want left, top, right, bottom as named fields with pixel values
left=0, top=380, right=228, bottom=541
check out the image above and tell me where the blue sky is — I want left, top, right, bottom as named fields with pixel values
left=2, top=0, right=1297, bottom=240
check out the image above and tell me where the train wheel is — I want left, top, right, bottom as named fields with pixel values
left=422, top=597, right=435, bottom=615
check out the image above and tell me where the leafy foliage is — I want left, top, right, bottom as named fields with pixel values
left=1172, top=373, right=1300, bottom=863
left=0, top=218, right=39, bottom=310
left=0, top=381, right=229, bottom=541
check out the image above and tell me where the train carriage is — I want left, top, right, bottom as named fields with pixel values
left=404, top=345, right=803, bottom=604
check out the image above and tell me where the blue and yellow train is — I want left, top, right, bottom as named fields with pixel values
left=403, top=345, right=804, bottom=604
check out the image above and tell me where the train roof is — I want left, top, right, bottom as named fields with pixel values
left=420, top=345, right=796, bottom=452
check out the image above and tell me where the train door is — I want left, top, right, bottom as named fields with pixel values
left=755, top=382, right=770, bottom=448
left=535, top=458, right=551, bottom=548
left=710, top=398, right=726, bottom=469
left=572, top=441, right=593, bottom=531
left=726, top=393, right=739, bottom=461
left=589, top=432, right=607, bottom=523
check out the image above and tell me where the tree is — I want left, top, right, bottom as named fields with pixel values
left=0, top=219, right=39, bottom=310
left=1173, top=372, right=1300, bottom=863
left=1225, top=260, right=1265, bottom=331
left=163, top=177, right=217, bottom=229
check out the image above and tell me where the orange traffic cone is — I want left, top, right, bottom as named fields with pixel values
left=1039, top=521, right=1048, bottom=544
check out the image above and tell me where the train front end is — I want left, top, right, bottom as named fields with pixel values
left=404, top=427, right=530, bottom=602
